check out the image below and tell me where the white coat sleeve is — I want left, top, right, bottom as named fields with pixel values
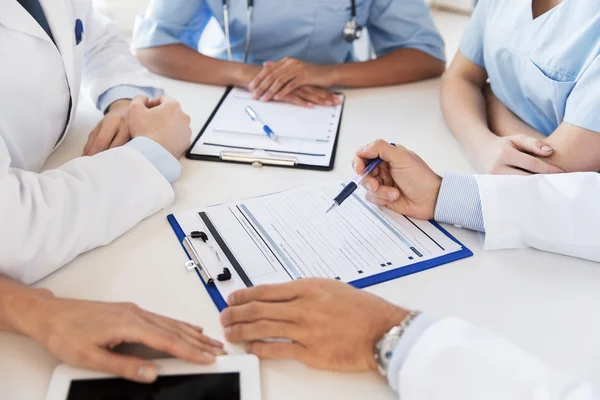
left=398, top=317, right=598, bottom=400
left=82, top=11, right=163, bottom=106
left=0, top=138, right=174, bottom=285
left=476, top=173, right=600, bottom=261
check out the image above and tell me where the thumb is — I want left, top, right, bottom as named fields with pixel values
left=511, top=135, right=554, bottom=157
left=84, top=349, right=159, bottom=383
left=130, top=95, right=149, bottom=108
left=356, top=139, right=403, bottom=163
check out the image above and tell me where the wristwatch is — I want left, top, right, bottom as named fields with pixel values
left=374, top=310, right=420, bottom=377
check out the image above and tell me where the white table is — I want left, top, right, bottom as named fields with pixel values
left=1, top=78, right=599, bottom=400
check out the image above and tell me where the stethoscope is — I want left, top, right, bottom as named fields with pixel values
left=222, top=0, right=363, bottom=63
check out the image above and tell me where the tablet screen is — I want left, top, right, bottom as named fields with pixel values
left=66, top=372, right=240, bottom=400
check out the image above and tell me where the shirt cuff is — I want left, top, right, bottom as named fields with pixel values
left=434, top=173, right=486, bottom=233
left=386, top=313, right=440, bottom=393
left=126, top=137, right=181, bottom=184
left=98, top=85, right=161, bottom=113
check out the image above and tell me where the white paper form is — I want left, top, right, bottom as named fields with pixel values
left=173, top=182, right=464, bottom=303
left=189, top=88, right=344, bottom=167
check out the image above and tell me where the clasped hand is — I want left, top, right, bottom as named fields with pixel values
left=247, top=58, right=341, bottom=108
left=83, top=96, right=191, bottom=158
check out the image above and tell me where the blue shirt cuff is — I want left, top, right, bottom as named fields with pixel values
left=434, top=173, right=486, bottom=233
left=98, top=85, right=161, bottom=113
left=386, top=313, right=440, bottom=393
left=126, top=137, right=181, bottom=184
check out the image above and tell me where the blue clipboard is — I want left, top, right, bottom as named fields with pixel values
left=167, top=214, right=473, bottom=312
left=168, top=214, right=228, bottom=311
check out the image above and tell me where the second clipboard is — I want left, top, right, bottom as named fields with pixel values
left=186, top=86, right=345, bottom=171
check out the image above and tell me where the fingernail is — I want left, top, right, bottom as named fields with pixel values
left=274, top=95, right=280, bottom=100
left=356, top=145, right=365, bottom=152
left=388, top=191, right=398, bottom=200
left=137, top=366, right=158, bottom=382
left=245, top=343, right=253, bottom=352
left=212, top=339, right=224, bottom=347
left=249, top=82, right=256, bottom=89
left=203, top=352, right=216, bottom=361
left=351, top=161, right=356, bottom=170
left=366, top=182, right=373, bottom=191
left=224, top=327, right=232, bottom=338
left=541, top=145, right=553, bottom=152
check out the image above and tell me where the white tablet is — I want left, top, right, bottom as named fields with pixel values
left=45, top=355, right=261, bottom=400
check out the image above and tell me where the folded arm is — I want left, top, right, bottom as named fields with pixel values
left=486, top=90, right=600, bottom=172
left=0, top=137, right=174, bottom=284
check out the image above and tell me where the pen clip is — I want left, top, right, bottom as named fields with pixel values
left=182, top=236, right=214, bottom=285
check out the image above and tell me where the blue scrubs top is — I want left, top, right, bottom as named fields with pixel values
left=132, top=0, right=445, bottom=66
left=460, top=0, right=600, bottom=136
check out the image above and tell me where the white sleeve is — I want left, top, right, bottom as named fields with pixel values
left=0, top=138, right=174, bottom=285
left=82, top=11, right=163, bottom=106
left=476, top=173, right=600, bottom=262
left=398, top=317, right=598, bottom=400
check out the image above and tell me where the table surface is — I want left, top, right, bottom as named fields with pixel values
left=1, top=77, right=599, bottom=400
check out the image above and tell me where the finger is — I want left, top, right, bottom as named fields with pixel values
left=253, top=72, right=281, bottom=100
left=511, top=135, right=555, bottom=157
left=509, top=150, right=564, bottom=174
left=378, top=162, right=395, bottom=187
left=261, top=73, right=295, bottom=102
left=293, top=87, right=333, bottom=107
left=365, top=193, right=394, bottom=207
left=108, top=124, right=131, bottom=149
left=362, top=175, right=381, bottom=192
left=83, top=122, right=102, bottom=156
left=141, top=312, right=225, bottom=352
left=131, top=95, right=149, bottom=108
left=119, top=323, right=217, bottom=365
left=227, top=281, right=304, bottom=306
left=365, top=186, right=400, bottom=202
left=249, top=62, right=280, bottom=90
left=280, top=94, right=313, bottom=108
left=246, top=341, right=306, bottom=362
left=299, top=87, right=338, bottom=106
left=224, top=320, right=299, bottom=343
left=81, top=349, right=159, bottom=383
left=220, top=301, right=296, bottom=327
left=87, top=116, right=122, bottom=156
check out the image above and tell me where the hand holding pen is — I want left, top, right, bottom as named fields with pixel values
left=326, top=143, right=396, bottom=213
left=328, top=140, right=442, bottom=221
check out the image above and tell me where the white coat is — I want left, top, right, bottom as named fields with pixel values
left=0, top=0, right=174, bottom=284
left=477, top=172, right=600, bottom=262
left=395, top=172, right=600, bottom=399
left=398, top=317, right=598, bottom=399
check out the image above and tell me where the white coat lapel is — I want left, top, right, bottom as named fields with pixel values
left=0, top=0, right=54, bottom=44
left=39, top=0, right=76, bottom=101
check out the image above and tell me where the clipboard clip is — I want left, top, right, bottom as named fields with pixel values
left=220, top=149, right=297, bottom=168
left=182, top=236, right=214, bottom=285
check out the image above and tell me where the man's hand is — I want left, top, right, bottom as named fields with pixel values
left=12, top=291, right=225, bottom=383
left=220, top=279, right=407, bottom=372
left=83, top=99, right=133, bottom=156
left=249, top=58, right=340, bottom=106
left=128, top=96, right=192, bottom=159
left=352, top=140, right=443, bottom=220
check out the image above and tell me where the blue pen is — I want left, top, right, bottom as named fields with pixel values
left=245, top=106, right=277, bottom=141
left=326, top=143, right=396, bottom=214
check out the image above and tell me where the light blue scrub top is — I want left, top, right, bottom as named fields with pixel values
left=132, top=0, right=445, bottom=66
left=460, top=0, right=600, bottom=136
